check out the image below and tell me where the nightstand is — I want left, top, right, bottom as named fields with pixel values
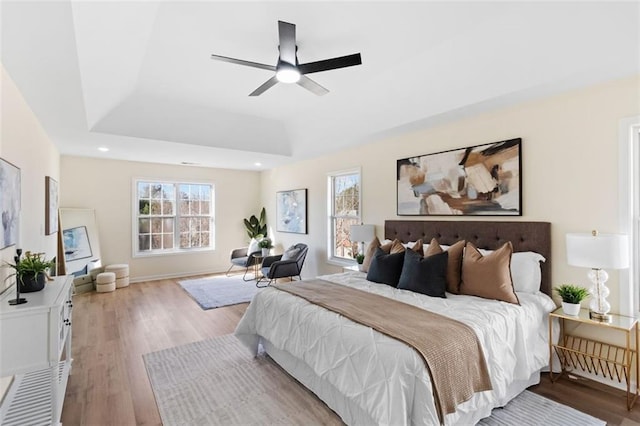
left=549, top=307, right=639, bottom=410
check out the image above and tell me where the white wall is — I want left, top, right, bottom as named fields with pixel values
left=60, top=156, right=261, bottom=281
left=1, top=66, right=60, bottom=293
left=261, top=74, right=640, bottom=314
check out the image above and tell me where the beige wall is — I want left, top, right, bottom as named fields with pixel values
left=261, top=74, right=640, bottom=314
left=60, top=156, right=261, bottom=281
left=1, top=66, right=60, bottom=293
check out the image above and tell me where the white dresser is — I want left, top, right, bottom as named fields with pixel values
left=0, top=275, right=74, bottom=426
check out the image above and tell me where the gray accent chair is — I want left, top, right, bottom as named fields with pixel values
left=257, top=243, right=308, bottom=287
left=226, top=247, right=262, bottom=281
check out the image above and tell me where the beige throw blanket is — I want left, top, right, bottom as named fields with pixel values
left=272, top=279, right=492, bottom=423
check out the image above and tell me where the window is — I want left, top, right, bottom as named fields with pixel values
left=328, top=169, right=361, bottom=263
left=618, top=117, right=640, bottom=316
left=134, top=180, right=214, bottom=256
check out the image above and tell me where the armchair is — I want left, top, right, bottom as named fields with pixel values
left=226, top=246, right=262, bottom=281
left=257, top=243, right=308, bottom=287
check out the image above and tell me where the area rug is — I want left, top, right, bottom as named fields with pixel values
left=177, top=276, right=259, bottom=309
left=144, top=334, right=606, bottom=426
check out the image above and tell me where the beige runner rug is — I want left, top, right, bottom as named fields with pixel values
left=144, top=334, right=605, bottom=426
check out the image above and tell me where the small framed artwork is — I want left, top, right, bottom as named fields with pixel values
left=45, top=176, right=59, bottom=235
left=62, top=226, right=93, bottom=262
left=0, top=157, right=21, bottom=249
left=276, top=189, right=307, bottom=234
left=397, top=138, right=522, bottom=216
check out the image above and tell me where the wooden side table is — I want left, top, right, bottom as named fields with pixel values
left=549, top=307, right=639, bottom=410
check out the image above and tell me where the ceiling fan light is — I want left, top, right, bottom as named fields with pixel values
left=276, top=64, right=300, bottom=83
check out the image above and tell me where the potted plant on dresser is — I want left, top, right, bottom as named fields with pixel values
left=555, top=284, right=589, bottom=316
left=8, top=251, right=54, bottom=293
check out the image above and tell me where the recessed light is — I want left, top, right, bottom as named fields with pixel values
left=98, top=146, right=109, bottom=152
left=254, top=162, right=262, bottom=167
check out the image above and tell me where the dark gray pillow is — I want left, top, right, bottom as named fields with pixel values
left=366, top=247, right=405, bottom=287
left=397, top=249, right=448, bottom=298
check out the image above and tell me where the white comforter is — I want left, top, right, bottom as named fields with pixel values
left=235, top=272, right=556, bottom=425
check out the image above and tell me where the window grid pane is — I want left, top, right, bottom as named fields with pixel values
left=136, top=181, right=214, bottom=254
left=329, top=172, right=361, bottom=260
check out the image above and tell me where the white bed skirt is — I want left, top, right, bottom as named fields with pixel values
left=263, top=338, right=542, bottom=426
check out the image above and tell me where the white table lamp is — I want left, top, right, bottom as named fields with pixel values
left=350, top=224, right=375, bottom=255
left=566, top=231, right=629, bottom=322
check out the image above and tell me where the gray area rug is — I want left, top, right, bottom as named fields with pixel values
left=144, top=334, right=605, bottom=426
left=177, top=276, right=258, bottom=309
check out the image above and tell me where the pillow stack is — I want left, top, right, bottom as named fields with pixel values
left=361, top=235, right=546, bottom=305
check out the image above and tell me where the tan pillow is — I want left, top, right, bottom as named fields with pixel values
left=411, top=239, right=423, bottom=254
left=389, top=239, right=405, bottom=254
left=362, top=237, right=381, bottom=272
left=460, top=242, right=519, bottom=305
left=425, top=238, right=465, bottom=294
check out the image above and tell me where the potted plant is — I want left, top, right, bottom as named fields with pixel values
left=555, top=284, right=589, bottom=316
left=258, top=238, right=273, bottom=256
left=355, top=253, right=365, bottom=271
left=244, top=207, right=267, bottom=240
left=7, top=251, right=55, bottom=293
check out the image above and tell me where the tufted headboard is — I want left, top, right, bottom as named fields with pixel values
left=385, top=220, right=552, bottom=296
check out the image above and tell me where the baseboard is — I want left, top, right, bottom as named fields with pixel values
left=129, top=268, right=225, bottom=284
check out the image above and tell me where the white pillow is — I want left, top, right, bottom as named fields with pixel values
left=511, top=251, right=545, bottom=293
left=478, top=248, right=545, bottom=293
left=248, top=238, right=259, bottom=255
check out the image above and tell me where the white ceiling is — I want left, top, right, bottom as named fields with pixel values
left=2, top=1, right=639, bottom=170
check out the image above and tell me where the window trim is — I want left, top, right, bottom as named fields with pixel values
left=327, top=167, right=362, bottom=267
left=131, top=177, right=216, bottom=258
left=618, top=116, right=640, bottom=317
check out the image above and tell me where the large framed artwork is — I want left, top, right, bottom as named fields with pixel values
left=45, top=176, right=59, bottom=235
left=276, top=189, right=307, bottom=234
left=397, top=138, right=522, bottom=216
left=0, top=157, right=21, bottom=249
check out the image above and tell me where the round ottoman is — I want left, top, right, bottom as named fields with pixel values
left=105, top=264, right=130, bottom=288
left=96, top=272, right=116, bottom=293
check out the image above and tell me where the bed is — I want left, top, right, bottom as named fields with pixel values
left=235, top=220, right=557, bottom=425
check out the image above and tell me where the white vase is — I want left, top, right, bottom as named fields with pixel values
left=261, top=248, right=270, bottom=257
left=561, top=301, right=581, bottom=316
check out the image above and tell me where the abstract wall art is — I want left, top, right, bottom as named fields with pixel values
left=0, top=157, right=21, bottom=249
left=397, top=138, right=522, bottom=216
left=45, top=176, right=59, bottom=235
left=276, top=189, right=307, bottom=234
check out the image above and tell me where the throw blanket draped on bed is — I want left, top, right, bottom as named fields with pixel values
left=272, top=279, right=493, bottom=423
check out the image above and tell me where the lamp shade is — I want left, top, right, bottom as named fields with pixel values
left=566, top=232, right=629, bottom=270
left=350, top=224, right=375, bottom=243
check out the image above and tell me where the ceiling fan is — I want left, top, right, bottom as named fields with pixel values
left=210, top=20, right=362, bottom=96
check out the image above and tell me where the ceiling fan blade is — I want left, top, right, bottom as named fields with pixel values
left=298, top=53, right=362, bottom=75
left=297, top=75, right=329, bottom=96
left=278, top=20, right=297, bottom=65
left=249, top=76, right=279, bottom=96
left=211, top=54, right=276, bottom=71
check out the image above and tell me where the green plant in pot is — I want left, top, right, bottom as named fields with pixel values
left=354, top=253, right=365, bottom=271
left=8, top=251, right=55, bottom=293
left=555, top=284, right=589, bottom=316
left=244, top=207, right=267, bottom=240
left=258, top=237, right=273, bottom=256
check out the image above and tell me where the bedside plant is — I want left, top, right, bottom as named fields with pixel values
left=555, top=284, right=589, bottom=316
left=354, top=253, right=365, bottom=264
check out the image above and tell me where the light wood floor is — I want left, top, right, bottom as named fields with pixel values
left=62, top=278, right=640, bottom=425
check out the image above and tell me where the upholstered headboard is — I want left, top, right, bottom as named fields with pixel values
left=384, top=220, right=552, bottom=296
